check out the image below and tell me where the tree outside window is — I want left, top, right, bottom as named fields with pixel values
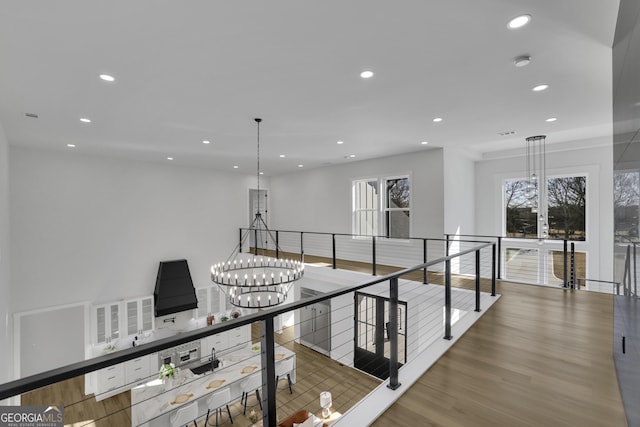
left=505, top=179, right=538, bottom=238
left=614, top=171, right=640, bottom=242
left=353, top=176, right=411, bottom=238
left=547, top=176, right=586, bottom=240
left=385, top=177, right=410, bottom=238
left=505, top=175, right=586, bottom=241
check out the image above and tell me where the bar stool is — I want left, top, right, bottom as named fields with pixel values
left=275, top=357, right=294, bottom=394
left=169, top=401, right=198, bottom=427
left=204, top=387, right=233, bottom=426
left=240, top=373, right=262, bottom=415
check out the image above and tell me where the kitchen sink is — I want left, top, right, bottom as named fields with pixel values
left=189, top=359, right=220, bottom=375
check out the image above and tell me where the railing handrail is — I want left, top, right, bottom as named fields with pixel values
left=0, top=240, right=494, bottom=401
left=242, top=227, right=492, bottom=245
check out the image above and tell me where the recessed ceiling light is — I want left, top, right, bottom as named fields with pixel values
left=298, top=164, right=304, bottom=168
left=167, top=157, right=174, bottom=161
left=433, top=117, right=443, bottom=123
left=202, top=140, right=210, bottom=144
left=66, top=144, right=76, bottom=148
left=337, top=141, right=344, bottom=145
left=80, top=118, right=91, bottom=123
left=545, top=117, right=557, bottom=122
left=259, top=171, right=264, bottom=175
left=508, top=14, right=531, bottom=29
left=233, top=165, right=239, bottom=169
left=514, top=55, right=531, bottom=67
left=279, top=154, right=286, bottom=158
left=360, top=71, right=374, bottom=79
left=349, top=154, right=356, bottom=158
left=99, top=74, right=115, bottom=82
left=421, top=141, right=429, bottom=145
left=532, top=84, right=549, bottom=92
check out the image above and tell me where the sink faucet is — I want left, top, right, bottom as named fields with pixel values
left=211, top=347, right=216, bottom=372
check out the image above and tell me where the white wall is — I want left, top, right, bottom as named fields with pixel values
left=269, top=149, right=445, bottom=238
left=443, top=147, right=476, bottom=237
left=0, top=123, right=12, bottom=385
left=475, top=137, right=614, bottom=282
left=10, top=147, right=255, bottom=313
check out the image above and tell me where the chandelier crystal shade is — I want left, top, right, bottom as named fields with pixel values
left=211, top=118, right=304, bottom=308
left=524, top=135, right=549, bottom=241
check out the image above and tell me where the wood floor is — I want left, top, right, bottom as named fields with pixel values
left=22, top=254, right=628, bottom=426
left=373, top=280, right=628, bottom=427
left=21, top=324, right=380, bottom=427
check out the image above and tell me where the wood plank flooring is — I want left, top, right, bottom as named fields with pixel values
left=372, top=280, right=627, bottom=427
left=20, top=324, right=380, bottom=427
left=21, top=252, right=628, bottom=426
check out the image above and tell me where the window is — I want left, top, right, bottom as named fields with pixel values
left=384, top=177, right=410, bottom=238
left=353, top=179, right=379, bottom=236
left=547, top=176, right=586, bottom=240
left=504, top=175, right=586, bottom=241
left=614, top=170, right=639, bottom=242
left=353, top=176, right=411, bottom=238
left=505, top=179, right=538, bottom=238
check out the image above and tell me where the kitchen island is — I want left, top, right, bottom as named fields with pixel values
left=131, top=345, right=295, bottom=427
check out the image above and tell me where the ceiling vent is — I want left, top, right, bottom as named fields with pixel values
left=25, top=113, right=39, bottom=118
left=498, top=131, right=517, bottom=136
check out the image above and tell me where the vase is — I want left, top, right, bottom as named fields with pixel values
left=163, top=376, right=175, bottom=391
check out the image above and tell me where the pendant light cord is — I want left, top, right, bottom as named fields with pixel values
left=255, top=118, right=262, bottom=214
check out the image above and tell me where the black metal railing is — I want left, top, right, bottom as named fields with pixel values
left=0, top=240, right=495, bottom=426
left=243, top=228, right=496, bottom=285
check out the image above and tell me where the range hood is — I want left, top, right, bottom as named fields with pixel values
left=154, top=259, right=199, bottom=317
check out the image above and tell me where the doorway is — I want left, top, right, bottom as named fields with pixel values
left=354, top=292, right=406, bottom=380
left=249, top=189, right=268, bottom=250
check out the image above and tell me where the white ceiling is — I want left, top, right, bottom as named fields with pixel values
left=0, top=0, right=620, bottom=175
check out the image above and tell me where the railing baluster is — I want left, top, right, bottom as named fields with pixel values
left=491, top=243, right=496, bottom=296
left=253, top=228, right=258, bottom=255
left=388, top=277, right=401, bottom=390
left=372, top=236, right=377, bottom=276
left=260, top=316, right=277, bottom=427
left=497, top=236, right=502, bottom=279
left=570, top=242, right=575, bottom=288
left=563, top=239, right=568, bottom=288
left=634, top=243, right=637, bottom=297
left=423, top=238, right=428, bottom=284
left=475, top=249, right=481, bottom=312
left=332, top=234, right=337, bottom=269
left=444, top=258, right=452, bottom=340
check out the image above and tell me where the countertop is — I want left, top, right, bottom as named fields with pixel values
left=131, top=344, right=295, bottom=426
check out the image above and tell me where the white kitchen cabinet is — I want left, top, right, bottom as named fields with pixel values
left=228, top=325, right=250, bottom=349
left=195, top=286, right=224, bottom=318
left=124, top=297, right=154, bottom=337
left=93, top=302, right=121, bottom=344
left=96, top=364, right=125, bottom=397
left=125, top=355, right=152, bottom=385
left=203, top=332, right=228, bottom=355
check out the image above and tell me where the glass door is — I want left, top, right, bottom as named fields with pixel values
left=354, top=292, right=406, bottom=380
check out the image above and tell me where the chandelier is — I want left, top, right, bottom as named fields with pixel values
left=524, top=135, right=549, bottom=240
left=210, top=118, right=304, bottom=308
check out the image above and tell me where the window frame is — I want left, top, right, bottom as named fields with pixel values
left=352, top=178, right=380, bottom=237
left=503, top=173, right=587, bottom=242
left=383, top=175, right=411, bottom=239
left=352, top=174, right=412, bottom=239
